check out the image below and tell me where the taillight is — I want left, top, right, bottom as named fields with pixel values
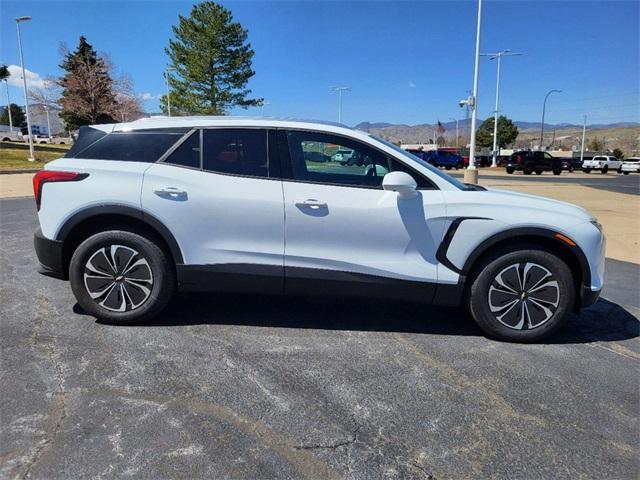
left=33, top=171, right=88, bottom=210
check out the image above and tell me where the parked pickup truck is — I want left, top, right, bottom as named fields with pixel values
left=1, top=131, right=24, bottom=142
left=407, top=149, right=464, bottom=170
left=582, top=155, right=623, bottom=174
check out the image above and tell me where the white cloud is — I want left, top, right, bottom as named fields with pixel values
left=408, top=81, right=416, bottom=88
left=138, top=92, right=161, bottom=101
left=6, top=64, right=45, bottom=89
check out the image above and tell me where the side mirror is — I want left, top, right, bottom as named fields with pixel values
left=382, top=171, right=418, bottom=199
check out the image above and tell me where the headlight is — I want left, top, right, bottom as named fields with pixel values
left=590, top=219, right=603, bottom=234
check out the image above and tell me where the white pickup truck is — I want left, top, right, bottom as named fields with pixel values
left=582, top=155, right=623, bottom=174
left=1, top=131, right=24, bottom=142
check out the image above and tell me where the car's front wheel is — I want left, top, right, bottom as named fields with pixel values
left=601, top=165, right=609, bottom=174
left=583, top=168, right=591, bottom=173
left=467, top=247, right=575, bottom=342
left=69, top=230, right=176, bottom=324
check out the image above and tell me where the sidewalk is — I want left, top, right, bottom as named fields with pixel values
left=1, top=172, right=637, bottom=264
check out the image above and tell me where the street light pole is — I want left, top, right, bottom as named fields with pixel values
left=164, top=67, right=176, bottom=117
left=481, top=50, right=522, bottom=167
left=580, top=115, right=586, bottom=163
left=44, top=105, right=51, bottom=141
left=260, top=100, right=270, bottom=117
left=464, top=0, right=483, bottom=184
left=16, top=16, right=35, bottom=161
left=449, top=117, right=459, bottom=149
left=331, top=86, right=351, bottom=124
left=4, top=80, right=13, bottom=132
left=540, top=89, right=561, bottom=149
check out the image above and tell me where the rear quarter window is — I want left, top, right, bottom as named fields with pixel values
left=69, top=130, right=187, bottom=162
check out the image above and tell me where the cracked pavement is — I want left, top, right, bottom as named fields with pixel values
left=1, top=197, right=639, bottom=479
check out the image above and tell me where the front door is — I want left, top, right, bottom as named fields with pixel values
left=141, top=128, right=285, bottom=293
left=280, top=130, right=446, bottom=301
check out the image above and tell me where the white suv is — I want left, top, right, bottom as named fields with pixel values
left=621, top=157, right=640, bottom=175
left=33, top=117, right=605, bottom=342
left=582, top=155, right=623, bottom=174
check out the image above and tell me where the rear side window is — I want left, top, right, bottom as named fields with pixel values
left=69, top=131, right=186, bottom=162
left=164, top=131, right=200, bottom=169
left=202, top=129, right=268, bottom=177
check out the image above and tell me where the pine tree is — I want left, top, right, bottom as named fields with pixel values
left=476, top=116, right=519, bottom=149
left=58, top=36, right=118, bottom=130
left=163, top=2, right=261, bottom=115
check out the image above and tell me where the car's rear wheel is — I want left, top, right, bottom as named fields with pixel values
left=535, top=169, right=543, bottom=175
left=523, top=164, right=533, bottom=175
left=623, top=171, right=629, bottom=175
left=69, top=230, right=175, bottom=324
left=506, top=167, right=514, bottom=174
left=553, top=167, right=562, bottom=175
left=467, top=247, right=575, bottom=342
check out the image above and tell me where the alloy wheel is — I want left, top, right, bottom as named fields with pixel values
left=83, top=245, right=154, bottom=312
left=488, top=262, right=560, bottom=330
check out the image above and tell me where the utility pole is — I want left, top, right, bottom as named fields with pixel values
left=4, top=80, right=13, bottom=132
left=540, top=89, right=561, bottom=149
left=464, top=0, right=483, bottom=184
left=164, top=67, right=176, bottom=117
left=481, top=49, right=522, bottom=167
left=331, top=86, right=351, bottom=124
left=44, top=104, right=51, bottom=141
left=580, top=115, right=586, bottom=163
left=16, top=16, right=35, bottom=161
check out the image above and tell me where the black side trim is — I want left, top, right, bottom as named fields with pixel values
left=34, top=228, right=66, bottom=279
left=436, top=217, right=491, bottom=274
left=56, top=205, right=184, bottom=264
left=285, top=266, right=437, bottom=303
left=177, top=264, right=284, bottom=294
left=460, top=227, right=592, bottom=287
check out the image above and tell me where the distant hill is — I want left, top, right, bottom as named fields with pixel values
left=354, top=119, right=640, bottom=155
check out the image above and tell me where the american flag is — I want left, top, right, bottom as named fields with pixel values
left=437, top=120, right=446, bottom=135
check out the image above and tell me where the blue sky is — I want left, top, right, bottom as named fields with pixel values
left=1, top=0, right=638, bottom=126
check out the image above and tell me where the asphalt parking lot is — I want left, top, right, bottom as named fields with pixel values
left=1, top=195, right=639, bottom=479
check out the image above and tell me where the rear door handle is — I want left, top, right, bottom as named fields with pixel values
left=295, top=199, right=328, bottom=209
left=154, top=187, right=188, bottom=200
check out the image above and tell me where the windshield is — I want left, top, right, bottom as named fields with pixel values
left=370, top=135, right=469, bottom=190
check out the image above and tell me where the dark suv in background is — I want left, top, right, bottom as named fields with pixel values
left=506, top=151, right=563, bottom=175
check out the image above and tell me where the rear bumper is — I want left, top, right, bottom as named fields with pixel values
left=34, top=228, right=66, bottom=280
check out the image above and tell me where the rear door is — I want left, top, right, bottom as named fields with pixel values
left=141, top=128, right=285, bottom=293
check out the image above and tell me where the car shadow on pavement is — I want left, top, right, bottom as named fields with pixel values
left=76, top=295, right=638, bottom=344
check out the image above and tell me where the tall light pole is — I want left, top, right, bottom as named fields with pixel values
left=464, top=0, right=483, bottom=184
left=481, top=49, right=521, bottom=167
left=3, top=79, right=13, bottom=132
left=331, top=86, right=350, bottom=124
left=449, top=117, right=459, bottom=149
left=260, top=100, right=270, bottom=117
left=16, top=16, right=35, bottom=161
left=164, top=67, right=176, bottom=117
left=43, top=104, right=51, bottom=141
left=540, top=89, right=561, bottom=149
left=580, top=115, right=587, bottom=163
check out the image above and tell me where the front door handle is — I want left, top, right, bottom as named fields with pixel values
left=154, top=187, right=188, bottom=201
left=295, top=199, right=328, bottom=209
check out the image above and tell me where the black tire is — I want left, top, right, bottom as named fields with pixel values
left=467, top=246, right=575, bottom=342
left=535, top=169, right=543, bottom=175
left=445, top=166, right=452, bottom=170
left=553, top=168, right=561, bottom=175
left=456, top=162, right=463, bottom=170
left=69, top=230, right=175, bottom=325
left=583, top=168, right=591, bottom=173
left=601, top=165, right=608, bottom=174
left=523, top=164, right=533, bottom=175
left=623, top=171, right=629, bottom=175
left=617, top=167, right=623, bottom=174
left=506, top=167, right=514, bottom=174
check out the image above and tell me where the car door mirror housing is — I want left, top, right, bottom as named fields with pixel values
left=382, top=171, right=418, bottom=199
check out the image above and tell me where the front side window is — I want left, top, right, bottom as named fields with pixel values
left=202, top=129, right=268, bottom=177
left=286, top=131, right=391, bottom=187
